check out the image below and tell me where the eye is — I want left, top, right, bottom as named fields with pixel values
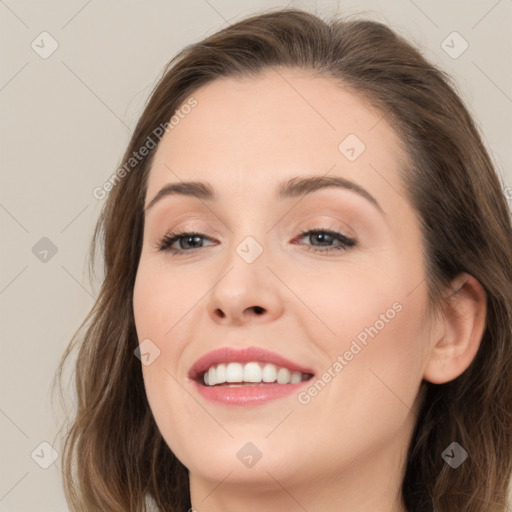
left=156, top=227, right=357, bottom=255
left=156, top=231, right=215, bottom=253
left=293, top=228, right=356, bottom=254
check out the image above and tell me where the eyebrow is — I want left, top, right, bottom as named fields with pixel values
left=144, top=175, right=384, bottom=215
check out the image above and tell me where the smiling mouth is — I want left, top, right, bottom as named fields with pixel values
left=200, top=361, right=314, bottom=387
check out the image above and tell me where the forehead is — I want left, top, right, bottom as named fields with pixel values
left=146, top=67, right=408, bottom=208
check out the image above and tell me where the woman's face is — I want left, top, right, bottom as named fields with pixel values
left=133, top=68, right=436, bottom=504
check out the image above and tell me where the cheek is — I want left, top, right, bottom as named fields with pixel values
left=133, top=257, right=213, bottom=441
left=324, top=313, right=426, bottom=457
left=296, top=258, right=430, bottom=432
left=299, top=253, right=422, bottom=360
left=133, top=258, right=203, bottom=341
left=133, top=261, right=159, bottom=337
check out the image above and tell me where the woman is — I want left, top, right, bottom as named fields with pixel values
left=56, top=7, right=512, bottom=512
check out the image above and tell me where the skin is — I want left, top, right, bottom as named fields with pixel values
left=132, top=68, right=486, bottom=512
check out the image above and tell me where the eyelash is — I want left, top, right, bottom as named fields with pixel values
left=156, top=228, right=357, bottom=255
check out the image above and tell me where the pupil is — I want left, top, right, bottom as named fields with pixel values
left=185, top=236, right=201, bottom=248
left=314, top=233, right=331, bottom=246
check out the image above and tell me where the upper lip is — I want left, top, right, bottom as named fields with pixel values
left=189, top=346, right=315, bottom=380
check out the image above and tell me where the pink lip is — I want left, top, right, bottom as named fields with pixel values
left=188, top=346, right=315, bottom=406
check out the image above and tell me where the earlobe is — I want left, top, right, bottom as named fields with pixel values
left=423, top=273, right=487, bottom=385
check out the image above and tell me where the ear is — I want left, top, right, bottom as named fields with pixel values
left=423, top=273, right=487, bottom=384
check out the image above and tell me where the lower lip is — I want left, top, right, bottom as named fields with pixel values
left=191, top=379, right=311, bottom=405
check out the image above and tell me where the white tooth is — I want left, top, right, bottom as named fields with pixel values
left=216, top=363, right=226, bottom=384
left=226, top=362, right=244, bottom=382
left=208, top=367, right=217, bottom=386
left=262, top=363, right=277, bottom=383
left=290, top=371, right=302, bottom=384
left=244, top=362, right=262, bottom=383
left=203, top=372, right=209, bottom=385
left=277, top=367, right=291, bottom=384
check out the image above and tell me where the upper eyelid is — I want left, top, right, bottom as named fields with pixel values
left=154, top=215, right=355, bottom=234
left=160, top=225, right=353, bottom=240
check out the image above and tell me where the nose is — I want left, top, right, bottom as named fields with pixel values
left=207, top=237, right=285, bottom=326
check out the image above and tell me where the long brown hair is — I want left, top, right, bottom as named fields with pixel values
left=55, top=8, right=512, bottom=511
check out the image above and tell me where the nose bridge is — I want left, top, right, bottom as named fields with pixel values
left=228, top=208, right=279, bottom=272
left=223, top=201, right=274, bottom=265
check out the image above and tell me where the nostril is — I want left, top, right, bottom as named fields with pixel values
left=253, top=306, right=264, bottom=315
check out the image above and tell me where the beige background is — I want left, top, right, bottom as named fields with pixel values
left=1, top=0, right=511, bottom=510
